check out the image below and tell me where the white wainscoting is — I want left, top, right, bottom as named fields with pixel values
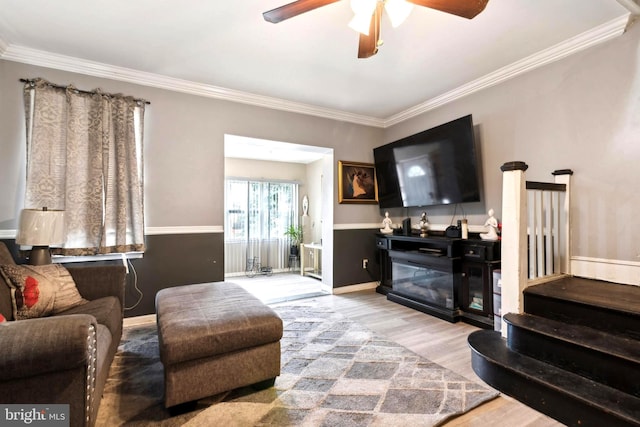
left=225, top=238, right=292, bottom=275
left=571, top=256, right=640, bottom=287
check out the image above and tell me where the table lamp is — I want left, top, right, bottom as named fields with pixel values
left=16, top=207, right=65, bottom=265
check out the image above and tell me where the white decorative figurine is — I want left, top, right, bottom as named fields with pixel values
left=380, top=212, right=394, bottom=234
left=480, top=208, right=499, bottom=241
left=419, top=212, right=429, bottom=237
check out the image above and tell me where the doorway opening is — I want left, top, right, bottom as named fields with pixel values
left=224, top=134, right=334, bottom=304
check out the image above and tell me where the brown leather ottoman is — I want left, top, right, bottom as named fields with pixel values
left=155, top=281, right=283, bottom=408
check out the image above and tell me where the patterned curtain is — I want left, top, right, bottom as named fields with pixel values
left=23, top=78, right=146, bottom=255
left=224, top=179, right=298, bottom=275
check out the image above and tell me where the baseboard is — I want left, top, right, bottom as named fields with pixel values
left=123, top=314, right=156, bottom=326
left=332, top=281, right=378, bottom=294
left=571, top=256, right=640, bottom=286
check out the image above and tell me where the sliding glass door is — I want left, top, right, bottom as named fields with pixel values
left=225, top=179, right=298, bottom=275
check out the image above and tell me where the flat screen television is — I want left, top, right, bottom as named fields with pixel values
left=373, top=114, right=481, bottom=209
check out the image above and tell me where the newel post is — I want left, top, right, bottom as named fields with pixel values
left=552, top=169, right=573, bottom=275
left=500, top=161, right=529, bottom=338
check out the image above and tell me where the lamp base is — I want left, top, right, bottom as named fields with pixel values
left=29, top=246, right=52, bottom=265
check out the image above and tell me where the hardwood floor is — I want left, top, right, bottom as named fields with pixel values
left=145, top=273, right=563, bottom=425
left=228, top=272, right=330, bottom=304
left=273, top=289, right=564, bottom=426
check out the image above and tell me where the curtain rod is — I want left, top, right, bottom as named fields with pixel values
left=20, top=78, right=150, bottom=105
left=226, top=176, right=302, bottom=185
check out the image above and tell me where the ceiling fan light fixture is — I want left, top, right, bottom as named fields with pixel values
left=348, top=13, right=373, bottom=35
left=350, top=0, right=378, bottom=15
left=349, top=0, right=377, bottom=34
left=384, top=0, right=413, bottom=28
left=262, top=0, right=490, bottom=58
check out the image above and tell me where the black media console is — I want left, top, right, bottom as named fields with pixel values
left=376, top=233, right=500, bottom=328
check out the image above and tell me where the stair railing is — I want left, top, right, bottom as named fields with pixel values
left=499, top=162, right=573, bottom=337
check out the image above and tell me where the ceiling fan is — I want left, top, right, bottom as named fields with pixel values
left=263, top=0, right=489, bottom=58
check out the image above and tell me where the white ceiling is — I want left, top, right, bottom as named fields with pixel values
left=0, top=0, right=635, bottom=127
left=225, top=134, right=332, bottom=164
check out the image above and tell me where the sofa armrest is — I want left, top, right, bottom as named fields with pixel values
left=0, top=314, right=98, bottom=381
left=67, top=265, right=126, bottom=314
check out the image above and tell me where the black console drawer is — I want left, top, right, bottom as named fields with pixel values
left=376, top=236, right=390, bottom=250
left=462, top=244, right=485, bottom=261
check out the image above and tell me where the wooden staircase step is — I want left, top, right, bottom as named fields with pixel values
left=504, top=313, right=640, bottom=396
left=469, top=330, right=640, bottom=427
left=524, top=277, right=640, bottom=339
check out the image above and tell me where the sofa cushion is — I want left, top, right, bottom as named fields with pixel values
left=58, top=296, right=122, bottom=337
left=0, top=286, right=12, bottom=322
left=0, top=243, right=15, bottom=321
left=0, top=264, right=87, bottom=320
left=0, top=243, right=15, bottom=266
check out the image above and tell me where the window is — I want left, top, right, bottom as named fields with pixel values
left=22, top=78, right=146, bottom=256
left=224, top=179, right=298, bottom=274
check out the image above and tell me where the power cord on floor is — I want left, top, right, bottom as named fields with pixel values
left=124, top=258, right=143, bottom=311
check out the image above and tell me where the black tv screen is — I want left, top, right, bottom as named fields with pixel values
left=373, top=115, right=481, bottom=209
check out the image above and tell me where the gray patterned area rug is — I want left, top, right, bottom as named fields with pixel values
left=97, top=304, right=498, bottom=426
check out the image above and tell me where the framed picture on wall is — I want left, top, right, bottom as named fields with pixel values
left=338, top=161, right=378, bottom=204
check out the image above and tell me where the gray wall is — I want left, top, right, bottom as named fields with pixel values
left=0, top=60, right=384, bottom=231
left=0, top=59, right=384, bottom=315
left=0, top=235, right=221, bottom=317
left=333, top=229, right=381, bottom=286
left=1, top=20, right=639, bottom=315
left=384, top=23, right=640, bottom=263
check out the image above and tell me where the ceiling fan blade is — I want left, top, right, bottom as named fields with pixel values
left=407, top=0, right=489, bottom=19
left=263, top=0, right=341, bottom=23
left=358, top=2, right=383, bottom=59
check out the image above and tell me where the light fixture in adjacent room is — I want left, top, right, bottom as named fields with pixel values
left=16, top=207, right=66, bottom=265
left=349, top=0, right=414, bottom=35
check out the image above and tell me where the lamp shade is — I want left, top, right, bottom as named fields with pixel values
left=16, top=209, right=66, bottom=246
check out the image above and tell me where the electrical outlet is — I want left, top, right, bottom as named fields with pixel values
left=362, top=259, right=368, bottom=269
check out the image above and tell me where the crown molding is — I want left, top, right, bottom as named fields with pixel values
left=1, top=45, right=386, bottom=128
left=0, top=14, right=630, bottom=129
left=617, top=0, right=640, bottom=15
left=383, top=14, right=630, bottom=127
left=0, top=36, right=8, bottom=56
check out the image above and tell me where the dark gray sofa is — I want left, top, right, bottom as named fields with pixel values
left=0, top=242, right=126, bottom=427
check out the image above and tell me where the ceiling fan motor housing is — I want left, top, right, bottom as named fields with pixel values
left=263, top=0, right=490, bottom=57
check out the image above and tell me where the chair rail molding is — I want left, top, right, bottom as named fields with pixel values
left=144, top=226, right=224, bottom=235
left=1, top=226, right=224, bottom=239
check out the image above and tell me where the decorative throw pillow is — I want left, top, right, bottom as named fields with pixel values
left=0, top=264, right=87, bottom=320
